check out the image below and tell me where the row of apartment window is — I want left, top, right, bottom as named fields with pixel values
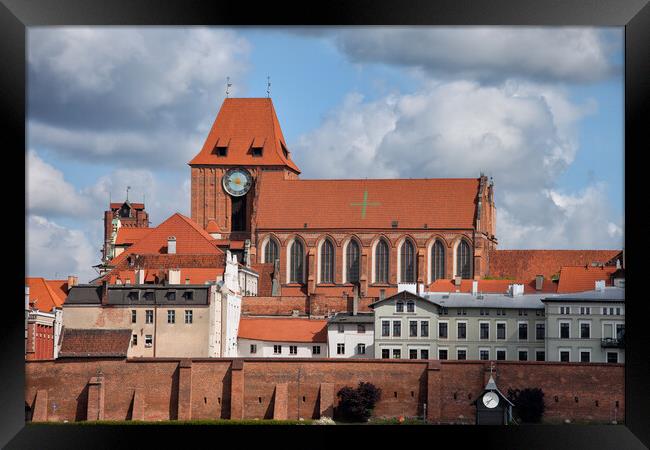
left=559, top=306, right=623, bottom=315
left=380, top=346, right=618, bottom=363
left=556, top=321, right=624, bottom=339
left=249, top=344, right=323, bottom=355
left=443, top=308, right=543, bottom=317
left=380, top=320, right=544, bottom=340
left=264, top=237, right=474, bottom=284
left=337, top=324, right=367, bottom=333
left=126, top=291, right=194, bottom=301
left=131, top=309, right=193, bottom=324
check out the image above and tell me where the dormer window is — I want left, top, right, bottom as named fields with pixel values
left=214, top=146, right=228, bottom=157
left=128, top=291, right=139, bottom=301
left=280, top=142, right=289, bottom=159
left=251, top=147, right=263, bottom=157
left=183, top=291, right=193, bottom=301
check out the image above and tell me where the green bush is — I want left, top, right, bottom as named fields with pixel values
left=335, top=382, right=382, bottom=423
left=507, top=388, right=545, bottom=423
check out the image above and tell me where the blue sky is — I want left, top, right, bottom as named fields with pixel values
left=26, top=27, right=624, bottom=281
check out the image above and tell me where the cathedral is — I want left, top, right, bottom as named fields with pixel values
left=188, top=98, right=498, bottom=298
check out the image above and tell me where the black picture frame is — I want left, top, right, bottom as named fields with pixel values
left=3, top=0, right=649, bottom=448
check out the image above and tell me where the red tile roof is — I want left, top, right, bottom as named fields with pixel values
left=428, top=278, right=557, bottom=294
left=26, top=278, right=66, bottom=312
left=115, top=227, right=152, bottom=245
left=556, top=265, right=617, bottom=293
left=189, top=98, right=300, bottom=173
left=255, top=178, right=480, bottom=230
left=238, top=317, right=327, bottom=343
left=59, top=328, right=131, bottom=358
left=46, top=279, right=69, bottom=301
left=205, top=220, right=223, bottom=233
left=110, top=213, right=222, bottom=267
left=488, top=250, right=621, bottom=280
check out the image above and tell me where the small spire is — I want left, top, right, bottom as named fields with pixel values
left=267, top=76, right=271, bottom=98
left=126, top=186, right=131, bottom=202
left=226, top=77, right=232, bottom=97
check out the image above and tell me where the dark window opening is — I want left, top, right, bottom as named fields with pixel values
left=375, top=239, right=389, bottom=283
left=456, top=240, right=472, bottom=279
left=346, top=240, right=360, bottom=283
left=251, top=147, right=263, bottom=157
left=400, top=239, right=416, bottom=283
left=320, top=239, right=335, bottom=283
left=231, top=195, right=247, bottom=232
left=214, top=146, right=228, bottom=157
left=431, top=240, right=445, bottom=281
left=264, top=238, right=279, bottom=264
left=290, top=240, right=304, bottom=283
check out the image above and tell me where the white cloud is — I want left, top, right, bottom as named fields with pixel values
left=28, top=28, right=250, bottom=168
left=26, top=215, right=97, bottom=283
left=293, top=81, right=622, bottom=249
left=26, top=150, right=92, bottom=218
left=333, top=27, right=620, bottom=83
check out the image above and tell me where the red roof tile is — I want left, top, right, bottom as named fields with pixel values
left=59, top=328, right=131, bottom=358
left=205, top=220, right=223, bottom=233
left=255, top=178, right=480, bottom=230
left=428, top=278, right=557, bottom=294
left=556, top=265, right=617, bottom=293
left=110, top=213, right=222, bottom=267
left=110, top=268, right=224, bottom=285
left=46, top=279, right=69, bottom=301
left=238, top=317, right=327, bottom=343
left=189, top=98, right=300, bottom=173
left=488, top=250, right=621, bottom=280
left=115, top=227, right=152, bottom=245
left=26, top=278, right=66, bottom=312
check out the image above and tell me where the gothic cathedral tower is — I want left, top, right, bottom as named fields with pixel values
left=188, top=98, right=301, bottom=249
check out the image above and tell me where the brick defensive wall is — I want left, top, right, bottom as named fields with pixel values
left=25, top=359, right=624, bottom=424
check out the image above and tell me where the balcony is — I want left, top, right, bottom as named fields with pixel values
left=601, top=337, right=625, bottom=348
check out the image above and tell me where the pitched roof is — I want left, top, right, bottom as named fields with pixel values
left=205, top=220, right=223, bottom=233
left=556, top=265, right=617, bottom=293
left=59, top=328, right=131, bottom=358
left=488, top=250, right=621, bottom=280
left=110, top=213, right=222, bottom=267
left=115, top=227, right=152, bottom=245
left=25, top=277, right=66, bottom=312
left=429, top=278, right=557, bottom=294
left=189, top=98, right=300, bottom=173
left=238, top=317, right=328, bottom=343
left=255, top=178, right=480, bottom=230
left=46, top=279, right=69, bottom=301
left=110, top=202, right=145, bottom=210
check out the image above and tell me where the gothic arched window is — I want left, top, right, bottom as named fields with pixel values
left=400, top=239, right=416, bottom=283
left=289, top=240, right=304, bottom=283
left=431, top=240, right=445, bottom=282
left=320, top=239, right=335, bottom=283
left=346, top=239, right=360, bottom=283
left=456, top=240, right=472, bottom=279
left=264, top=237, right=279, bottom=264
left=375, top=239, right=389, bottom=283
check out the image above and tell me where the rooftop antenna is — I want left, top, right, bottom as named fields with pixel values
left=126, top=186, right=131, bottom=202
left=226, top=77, right=232, bottom=98
left=267, top=76, right=271, bottom=98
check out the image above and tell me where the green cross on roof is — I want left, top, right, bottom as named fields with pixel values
left=350, top=190, right=381, bottom=219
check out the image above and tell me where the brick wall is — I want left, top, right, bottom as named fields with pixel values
left=241, top=295, right=375, bottom=316
left=25, top=359, right=624, bottom=424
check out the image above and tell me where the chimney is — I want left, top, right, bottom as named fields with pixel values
left=168, top=269, right=181, bottom=285
left=595, top=280, right=605, bottom=291
left=454, top=276, right=462, bottom=286
left=135, top=269, right=145, bottom=285
left=67, top=275, right=78, bottom=287
left=535, top=275, right=544, bottom=291
left=471, top=280, right=478, bottom=296
left=509, top=284, right=524, bottom=297
left=167, top=236, right=177, bottom=254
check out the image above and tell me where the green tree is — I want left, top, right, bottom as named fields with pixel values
left=507, top=388, right=546, bottom=423
left=335, top=382, right=382, bottom=422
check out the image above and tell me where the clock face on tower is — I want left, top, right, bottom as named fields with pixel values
left=222, top=168, right=252, bottom=197
left=482, top=391, right=500, bottom=409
